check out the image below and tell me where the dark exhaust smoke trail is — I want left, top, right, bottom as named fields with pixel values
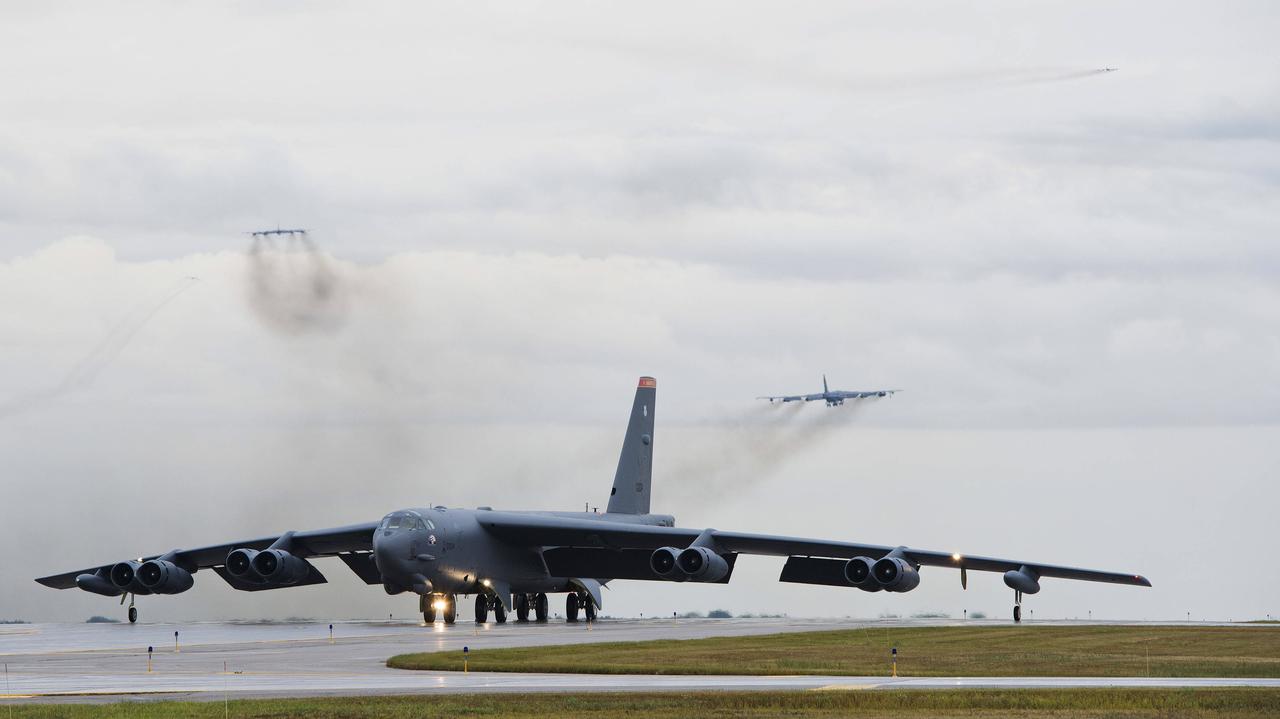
left=0, top=277, right=198, bottom=418
left=664, top=399, right=876, bottom=505
left=246, top=233, right=346, bottom=334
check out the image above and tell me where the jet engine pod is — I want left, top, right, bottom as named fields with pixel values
left=252, top=549, right=309, bottom=586
left=137, top=560, right=194, bottom=595
left=1003, top=566, right=1041, bottom=594
left=677, top=547, right=729, bottom=583
left=843, top=556, right=883, bottom=592
left=75, top=572, right=124, bottom=597
left=872, top=556, right=921, bottom=592
left=650, top=547, right=684, bottom=580
left=225, top=548, right=260, bottom=579
left=109, top=561, right=152, bottom=594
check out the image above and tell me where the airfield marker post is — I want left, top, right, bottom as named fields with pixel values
left=891, top=646, right=897, bottom=678
left=174, top=630, right=180, bottom=653
left=329, top=624, right=334, bottom=644
left=147, top=646, right=153, bottom=673
left=463, top=646, right=469, bottom=673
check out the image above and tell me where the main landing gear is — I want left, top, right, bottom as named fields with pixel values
left=474, top=594, right=508, bottom=624
left=565, top=592, right=596, bottom=623
left=513, top=593, right=549, bottom=623
left=422, top=594, right=457, bottom=625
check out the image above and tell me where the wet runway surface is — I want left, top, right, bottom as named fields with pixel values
left=2, top=618, right=1277, bottom=704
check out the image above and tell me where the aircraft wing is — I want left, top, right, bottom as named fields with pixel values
left=34, top=522, right=378, bottom=590
left=477, top=512, right=1150, bottom=587
left=832, top=389, right=899, bottom=399
left=756, top=394, right=806, bottom=402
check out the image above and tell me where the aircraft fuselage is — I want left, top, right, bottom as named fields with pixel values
left=372, top=507, right=674, bottom=596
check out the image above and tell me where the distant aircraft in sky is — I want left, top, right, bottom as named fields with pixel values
left=758, top=375, right=900, bottom=406
left=1100, top=67, right=1118, bottom=72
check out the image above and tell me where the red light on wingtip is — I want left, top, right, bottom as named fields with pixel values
left=638, top=377, right=656, bottom=388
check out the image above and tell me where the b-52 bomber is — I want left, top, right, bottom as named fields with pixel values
left=37, top=377, right=1149, bottom=625
left=759, top=374, right=900, bottom=406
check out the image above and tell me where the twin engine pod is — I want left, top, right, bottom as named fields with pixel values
left=650, top=546, right=729, bottom=583
left=843, top=555, right=920, bottom=592
left=225, top=548, right=310, bottom=586
left=89, top=558, right=195, bottom=596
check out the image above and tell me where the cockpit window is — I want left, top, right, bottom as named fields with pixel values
left=383, top=511, right=434, bottom=532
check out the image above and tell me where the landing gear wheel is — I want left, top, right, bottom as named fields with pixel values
left=534, top=593, right=549, bottom=623
left=1013, top=605, right=1022, bottom=623
left=566, top=592, right=580, bottom=623
left=494, top=600, right=507, bottom=624
left=583, top=594, right=597, bottom=623
left=422, top=595, right=436, bottom=624
left=515, top=594, right=530, bottom=623
left=128, top=606, right=137, bottom=624
left=443, top=594, right=457, bottom=625
left=475, top=594, right=489, bottom=624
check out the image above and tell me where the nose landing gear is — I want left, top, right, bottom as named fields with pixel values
left=422, top=593, right=456, bottom=624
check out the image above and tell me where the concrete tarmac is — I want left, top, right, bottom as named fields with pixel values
left=2, top=618, right=1277, bottom=704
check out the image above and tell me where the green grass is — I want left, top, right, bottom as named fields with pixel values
left=7, top=690, right=1280, bottom=718
left=390, top=625, right=1280, bottom=677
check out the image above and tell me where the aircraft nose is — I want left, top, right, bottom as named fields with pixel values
left=372, top=530, right=405, bottom=576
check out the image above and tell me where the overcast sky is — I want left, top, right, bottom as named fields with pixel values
left=1, top=1, right=1278, bottom=624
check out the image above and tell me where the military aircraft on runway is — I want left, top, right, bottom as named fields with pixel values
left=759, top=374, right=900, bottom=406
left=37, top=376, right=1148, bottom=626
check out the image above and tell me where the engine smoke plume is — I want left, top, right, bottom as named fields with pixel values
left=246, top=233, right=347, bottom=334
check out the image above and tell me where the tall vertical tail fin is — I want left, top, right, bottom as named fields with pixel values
left=606, top=376, right=656, bottom=514
left=823, top=374, right=829, bottom=393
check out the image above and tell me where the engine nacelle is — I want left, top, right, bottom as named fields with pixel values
left=225, top=548, right=260, bottom=579
left=1003, top=566, right=1041, bottom=594
left=137, top=560, right=194, bottom=595
left=109, top=561, right=152, bottom=595
left=872, top=556, right=921, bottom=592
left=252, top=549, right=310, bottom=586
left=650, top=547, right=684, bottom=580
left=677, top=547, right=729, bottom=583
left=75, top=572, right=123, bottom=597
left=843, top=556, right=883, bottom=592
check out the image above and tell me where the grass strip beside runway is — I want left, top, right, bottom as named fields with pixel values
left=390, top=625, right=1280, bottom=677
left=7, top=689, right=1280, bottom=717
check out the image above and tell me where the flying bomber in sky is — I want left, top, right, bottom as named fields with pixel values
left=759, top=374, right=901, bottom=406
left=37, top=377, right=1148, bottom=626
